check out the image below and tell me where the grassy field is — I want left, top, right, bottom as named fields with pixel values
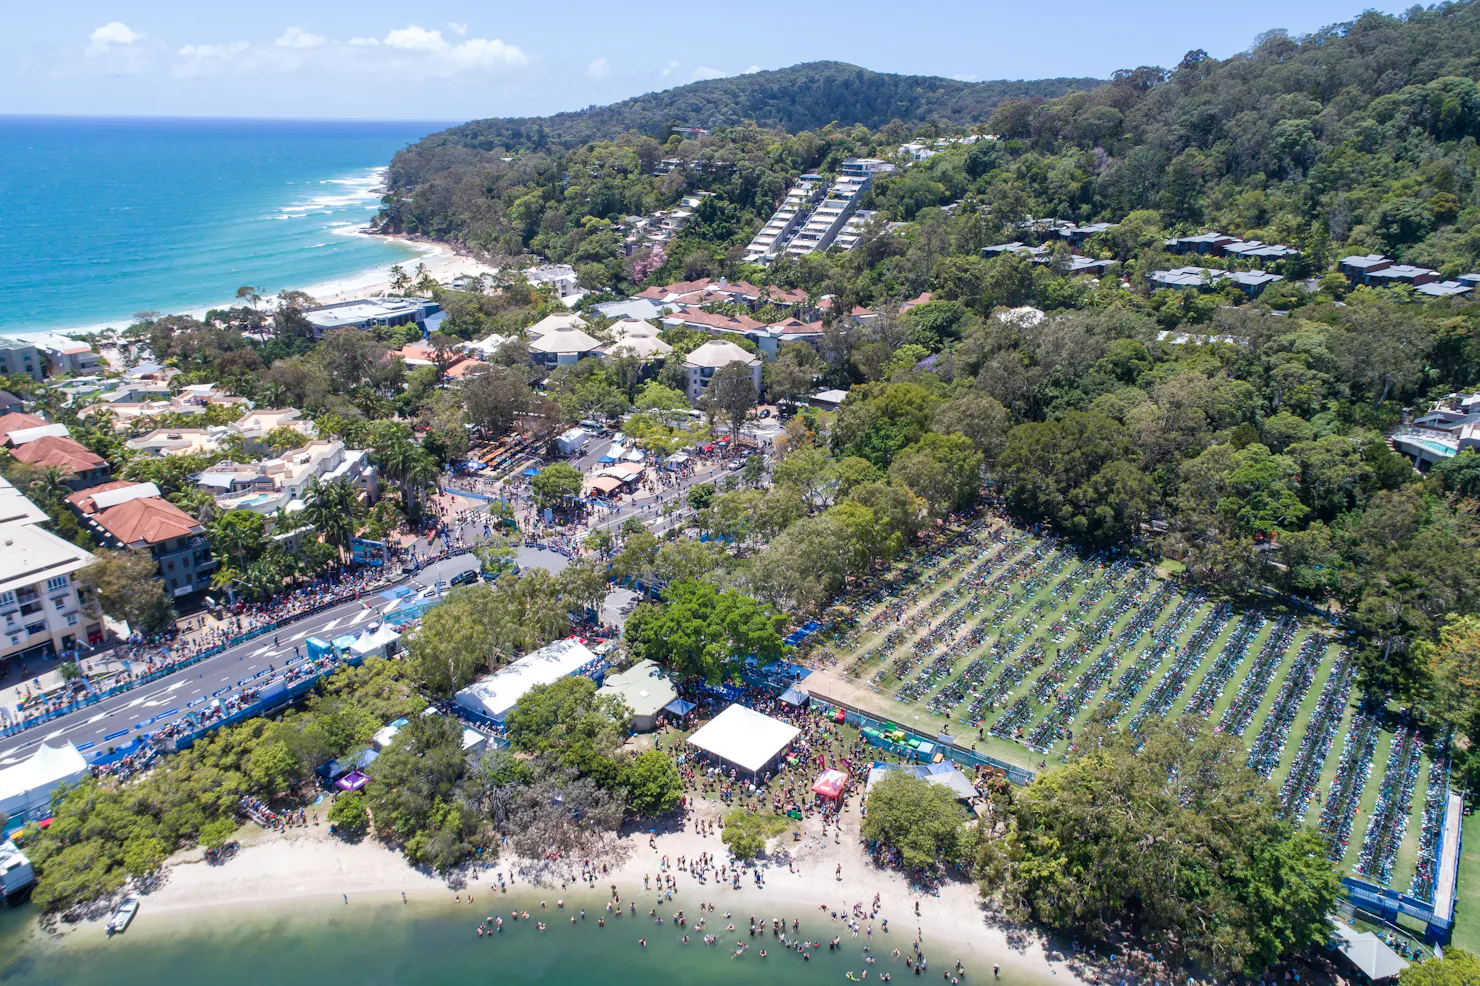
left=800, top=517, right=1446, bottom=894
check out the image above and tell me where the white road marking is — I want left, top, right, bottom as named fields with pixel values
left=320, top=618, right=343, bottom=631
left=351, top=609, right=372, bottom=625
left=289, top=630, right=310, bottom=642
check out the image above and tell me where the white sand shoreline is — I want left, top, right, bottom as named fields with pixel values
left=12, top=231, right=498, bottom=341
left=31, top=801, right=1090, bottom=986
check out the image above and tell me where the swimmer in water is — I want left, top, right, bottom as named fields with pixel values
left=639, top=939, right=647, bottom=948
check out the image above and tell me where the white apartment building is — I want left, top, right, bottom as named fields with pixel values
left=743, top=180, right=824, bottom=264
left=833, top=210, right=878, bottom=252
left=784, top=174, right=874, bottom=260
left=205, top=440, right=377, bottom=520
left=0, top=477, right=102, bottom=666
left=683, top=340, right=762, bottom=404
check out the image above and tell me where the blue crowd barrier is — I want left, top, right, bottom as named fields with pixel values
left=0, top=587, right=385, bottom=738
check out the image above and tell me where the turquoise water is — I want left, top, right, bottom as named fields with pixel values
left=0, top=890, right=1048, bottom=986
left=0, top=117, right=448, bottom=335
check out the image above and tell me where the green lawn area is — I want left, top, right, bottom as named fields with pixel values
left=1452, top=810, right=1480, bottom=954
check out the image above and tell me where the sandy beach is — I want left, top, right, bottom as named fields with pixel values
left=44, top=791, right=1090, bottom=986
left=44, top=232, right=499, bottom=342
left=292, top=232, right=502, bottom=307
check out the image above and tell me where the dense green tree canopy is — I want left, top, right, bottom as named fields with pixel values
left=625, top=580, right=786, bottom=681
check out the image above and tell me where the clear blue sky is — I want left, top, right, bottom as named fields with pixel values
left=8, top=1, right=1400, bottom=121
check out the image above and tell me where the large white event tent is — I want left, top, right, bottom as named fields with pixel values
left=0, top=742, right=88, bottom=822
left=686, top=704, right=800, bottom=774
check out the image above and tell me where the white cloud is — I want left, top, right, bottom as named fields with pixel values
left=347, top=37, right=380, bottom=46
left=690, top=66, right=724, bottom=81
left=384, top=25, right=447, bottom=52
left=89, top=21, right=143, bottom=49
left=950, top=73, right=980, bottom=82
left=447, top=21, right=468, bottom=36
left=177, top=41, right=250, bottom=59
left=660, top=60, right=680, bottom=78
left=448, top=37, right=529, bottom=70
left=587, top=57, right=611, bottom=79
left=84, top=21, right=152, bottom=73
left=276, top=26, right=325, bottom=49
left=172, top=41, right=251, bottom=78
left=742, top=65, right=761, bottom=74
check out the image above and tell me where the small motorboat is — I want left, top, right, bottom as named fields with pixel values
left=106, top=896, right=139, bottom=936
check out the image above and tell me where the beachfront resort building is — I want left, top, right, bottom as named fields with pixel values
left=196, top=439, right=377, bottom=521
left=5, top=429, right=111, bottom=490
left=69, top=482, right=215, bottom=599
left=302, top=297, right=441, bottom=338
left=682, top=340, right=762, bottom=404
left=0, top=335, right=103, bottom=382
left=0, top=476, right=103, bottom=665
left=124, top=428, right=222, bottom=458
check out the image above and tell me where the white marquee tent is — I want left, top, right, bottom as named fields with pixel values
left=686, top=704, right=800, bottom=774
left=0, top=742, right=88, bottom=821
left=455, top=638, right=599, bottom=724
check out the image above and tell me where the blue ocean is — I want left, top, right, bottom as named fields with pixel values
left=0, top=117, right=449, bottom=335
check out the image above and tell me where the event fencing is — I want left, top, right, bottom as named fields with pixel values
left=1342, top=876, right=1455, bottom=945
left=1, top=582, right=395, bottom=739
left=808, top=691, right=1035, bottom=786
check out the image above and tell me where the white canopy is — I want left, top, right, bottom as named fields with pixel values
left=687, top=704, right=799, bottom=774
left=0, top=742, right=88, bottom=820
left=455, top=638, right=599, bottom=722
left=350, top=624, right=401, bottom=659
left=1331, top=921, right=1408, bottom=981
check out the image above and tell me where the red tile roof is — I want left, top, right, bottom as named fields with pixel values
left=445, top=359, right=490, bottom=379
left=94, top=496, right=202, bottom=546
left=67, top=481, right=140, bottom=513
left=899, top=291, right=933, bottom=312
left=759, top=285, right=808, bottom=306
left=673, top=310, right=766, bottom=333
left=771, top=317, right=825, bottom=336
left=0, top=412, right=47, bottom=445
left=9, top=436, right=107, bottom=476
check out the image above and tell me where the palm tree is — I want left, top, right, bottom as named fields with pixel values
left=260, top=381, right=289, bottom=408
left=302, top=477, right=359, bottom=563
left=28, top=466, right=71, bottom=505
left=404, top=451, right=441, bottom=522
left=389, top=265, right=411, bottom=294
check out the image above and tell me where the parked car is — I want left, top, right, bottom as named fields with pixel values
left=449, top=568, right=480, bottom=587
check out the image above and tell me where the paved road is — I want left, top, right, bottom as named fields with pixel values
left=0, top=446, right=768, bottom=766
left=0, top=555, right=480, bottom=767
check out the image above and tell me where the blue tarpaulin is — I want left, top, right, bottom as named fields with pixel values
left=783, top=621, right=823, bottom=646
left=664, top=698, right=696, bottom=716
left=381, top=586, right=413, bottom=601
left=522, top=467, right=541, bottom=477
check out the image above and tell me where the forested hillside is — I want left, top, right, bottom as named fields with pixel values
left=397, top=61, right=1095, bottom=157
left=381, top=3, right=1480, bottom=277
